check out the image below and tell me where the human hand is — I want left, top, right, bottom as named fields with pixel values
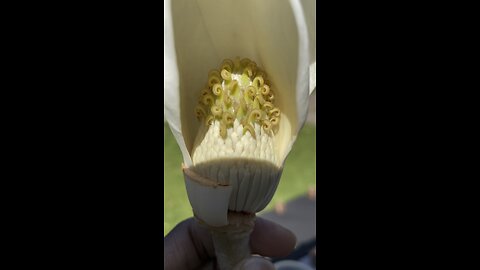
left=164, top=217, right=296, bottom=270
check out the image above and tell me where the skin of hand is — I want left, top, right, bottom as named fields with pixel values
left=164, top=217, right=297, bottom=270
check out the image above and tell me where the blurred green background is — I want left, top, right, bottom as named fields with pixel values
left=164, top=122, right=316, bottom=236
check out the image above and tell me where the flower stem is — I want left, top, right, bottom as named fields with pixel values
left=203, top=212, right=256, bottom=270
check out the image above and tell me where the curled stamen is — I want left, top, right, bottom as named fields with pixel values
left=211, top=105, right=222, bottom=116
left=233, top=57, right=241, bottom=71
left=270, top=117, right=279, bottom=126
left=248, top=109, right=263, bottom=123
left=252, top=76, right=264, bottom=88
left=221, top=69, right=231, bottom=81
left=202, top=94, right=214, bottom=106
left=209, top=69, right=220, bottom=78
left=262, top=119, right=272, bottom=132
left=223, top=112, right=234, bottom=126
left=260, top=85, right=270, bottom=95
left=208, top=77, right=220, bottom=87
left=263, top=102, right=274, bottom=111
left=195, top=106, right=206, bottom=120
left=201, top=89, right=210, bottom=96
left=240, top=58, right=251, bottom=67
left=256, top=71, right=266, bottom=79
left=205, top=115, right=214, bottom=126
left=243, top=66, right=253, bottom=77
left=221, top=59, right=233, bottom=72
left=243, top=123, right=256, bottom=139
left=247, top=62, right=257, bottom=72
left=208, top=70, right=221, bottom=86
left=212, top=84, right=223, bottom=96
left=195, top=58, right=281, bottom=140
left=269, top=108, right=280, bottom=117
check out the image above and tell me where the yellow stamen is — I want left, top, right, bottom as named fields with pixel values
left=211, top=105, right=222, bottom=117
left=243, top=123, right=256, bottom=139
left=202, top=94, right=214, bottom=106
left=208, top=70, right=221, bottom=87
left=221, top=69, right=231, bottom=81
left=252, top=76, right=264, bottom=88
left=195, top=58, right=281, bottom=140
left=212, top=84, right=223, bottom=96
left=205, top=115, right=214, bottom=126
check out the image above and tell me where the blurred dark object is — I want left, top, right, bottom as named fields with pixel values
left=261, top=194, right=316, bottom=244
left=272, top=238, right=316, bottom=263
left=261, top=193, right=316, bottom=265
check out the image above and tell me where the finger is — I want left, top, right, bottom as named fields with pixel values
left=234, top=256, right=275, bottom=270
left=188, top=216, right=296, bottom=258
left=164, top=218, right=213, bottom=270
left=250, top=218, right=297, bottom=257
left=164, top=216, right=296, bottom=269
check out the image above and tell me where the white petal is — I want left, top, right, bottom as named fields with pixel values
left=299, top=0, right=316, bottom=94
left=300, top=0, right=316, bottom=63
left=183, top=167, right=232, bottom=227
left=168, top=0, right=223, bottom=163
left=289, top=0, right=312, bottom=135
left=164, top=0, right=193, bottom=166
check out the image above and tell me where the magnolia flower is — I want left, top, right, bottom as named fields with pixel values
left=165, top=0, right=315, bottom=222
left=164, top=0, right=315, bottom=266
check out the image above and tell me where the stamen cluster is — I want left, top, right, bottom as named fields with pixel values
left=195, top=58, right=280, bottom=139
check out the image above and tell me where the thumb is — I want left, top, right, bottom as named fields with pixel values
left=233, top=256, right=275, bottom=270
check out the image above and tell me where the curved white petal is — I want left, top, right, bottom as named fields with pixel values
left=300, top=0, right=316, bottom=64
left=165, top=0, right=314, bottom=165
left=290, top=0, right=311, bottom=135
left=183, top=168, right=232, bottom=227
left=164, top=0, right=193, bottom=166
left=300, top=0, right=317, bottom=94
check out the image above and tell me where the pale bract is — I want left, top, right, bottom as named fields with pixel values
left=164, top=0, right=316, bottom=227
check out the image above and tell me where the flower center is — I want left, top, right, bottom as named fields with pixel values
left=192, top=58, right=281, bottom=166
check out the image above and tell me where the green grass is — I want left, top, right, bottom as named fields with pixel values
left=164, top=123, right=316, bottom=236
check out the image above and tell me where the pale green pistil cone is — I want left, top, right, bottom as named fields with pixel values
left=192, top=58, right=281, bottom=168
